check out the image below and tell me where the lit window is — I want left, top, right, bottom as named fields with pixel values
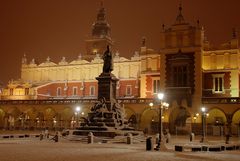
left=10, top=89, right=13, bottom=96
left=73, top=87, right=78, bottom=96
left=25, top=88, right=29, bottom=95
left=126, top=85, right=132, bottom=96
left=153, top=79, right=160, bottom=94
left=57, top=87, right=61, bottom=96
left=212, top=74, right=224, bottom=93
left=90, top=86, right=95, bottom=96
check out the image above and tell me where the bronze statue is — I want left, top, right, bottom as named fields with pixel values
left=102, top=45, right=113, bottom=73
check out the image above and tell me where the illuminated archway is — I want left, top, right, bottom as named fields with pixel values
left=35, top=112, right=44, bottom=129
left=61, top=107, right=73, bottom=128
left=6, top=106, right=21, bottom=129
left=207, top=108, right=226, bottom=125
left=0, top=108, right=5, bottom=128
left=23, top=107, right=38, bottom=129
left=140, top=108, right=158, bottom=132
left=44, top=107, right=56, bottom=128
left=232, top=109, right=240, bottom=124
left=123, top=106, right=135, bottom=121
left=231, top=109, right=240, bottom=135
left=169, top=106, right=191, bottom=133
left=124, top=106, right=136, bottom=128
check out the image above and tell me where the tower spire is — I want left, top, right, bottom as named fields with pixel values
left=85, top=2, right=114, bottom=59
left=92, top=1, right=111, bottom=38
left=100, top=0, right=103, bottom=8
left=175, top=2, right=185, bottom=24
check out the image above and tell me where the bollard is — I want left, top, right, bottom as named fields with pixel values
left=127, top=133, right=133, bottom=144
left=88, top=132, right=94, bottom=144
left=146, top=137, right=152, bottom=151
left=189, top=132, right=195, bottom=142
left=190, top=133, right=192, bottom=142
left=191, top=133, right=195, bottom=142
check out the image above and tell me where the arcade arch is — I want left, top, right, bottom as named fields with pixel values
left=123, top=106, right=137, bottom=128
left=169, top=106, right=191, bottom=134
left=232, top=109, right=240, bottom=135
left=0, top=108, right=5, bottom=128
left=140, top=108, right=158, bottom=132
left=44, top=107, right=56, bottom=128
left=232, top=109, right=240, bottom=124
left=207, top=108, right=227, bottom=125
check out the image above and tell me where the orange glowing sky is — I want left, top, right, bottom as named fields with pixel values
left=0, top=0, right=239, bottom=85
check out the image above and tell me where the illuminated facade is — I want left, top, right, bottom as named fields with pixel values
left=0, top=4, right=240, bottom=135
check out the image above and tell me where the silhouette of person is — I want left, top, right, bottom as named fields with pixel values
left=51, top=132, right=59, bottom=142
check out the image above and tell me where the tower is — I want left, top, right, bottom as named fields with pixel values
left=159, top=3, right=204, bottom=133
left=85, top=2, right=114, bottom=60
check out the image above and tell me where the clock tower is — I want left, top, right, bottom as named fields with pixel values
left=85, top=2, right=114, bottom=60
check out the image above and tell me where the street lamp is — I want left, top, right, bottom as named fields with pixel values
left=201, top=107, right=207, bottom=143
left=75, top=106, right=81, bottom=127
left=150, top=92, right=169, bottom=151
left=193, top=113, right=200, bottom=134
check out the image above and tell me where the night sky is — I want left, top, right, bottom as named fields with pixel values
left=0, top=0, right=239, bottom=85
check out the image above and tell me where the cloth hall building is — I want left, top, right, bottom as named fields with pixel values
left=0, top=4, right=240, bottom=136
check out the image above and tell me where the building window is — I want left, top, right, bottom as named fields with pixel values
left=153, top=79, right=160, bottom=94
left=126, top=85, right=132, bottom=96
left=90, top=86, right=95, bottom=96
left=25, top=88, right=29, bottom=95
left=173, top=65, right=188, bottom=87
left=57, top=87, right=61, bottom=96
left=73, top=87, right=78, bottom=96
left=212, top=74, right=224, bottom=93
left=10, top=89, right=13, bottom=96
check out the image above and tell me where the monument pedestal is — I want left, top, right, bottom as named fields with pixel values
left=96, top=73, right=118, bottom=101
left=77, top=72, right=127, bottom=137
left=76, top=47, right=140, bottom=138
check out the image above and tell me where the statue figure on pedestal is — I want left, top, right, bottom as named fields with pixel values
left=102, top=45, right=113, bottom=73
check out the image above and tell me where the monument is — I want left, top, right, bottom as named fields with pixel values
left=77, top=46, right=137, bottom=137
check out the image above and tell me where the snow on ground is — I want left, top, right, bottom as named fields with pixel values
left=0, top=132, right=240, bottom=161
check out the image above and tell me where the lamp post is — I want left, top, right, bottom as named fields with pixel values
left=193, top=113, right=199, bottom=134
left=201, top=107, right=206, bottom=143
left=150, top=93, right=169, bottom=151
left=193, top=116, right=197, bottom=133
left=75, top=106, right=81, bottom=127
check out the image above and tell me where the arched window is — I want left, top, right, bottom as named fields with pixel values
left=72, top=87, right=78, bottom=96
left=25, top=88, right=29, bottom=95
left=90, top=86, right=95, bottom=96
left=126, top=85, right=132, bottom=96
left=9, top=89, right=13, bottom=96
left=57, top=87, right=61, bottom=97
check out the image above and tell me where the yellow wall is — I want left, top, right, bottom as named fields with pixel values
left=21, top=57, right=141, bottom=82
